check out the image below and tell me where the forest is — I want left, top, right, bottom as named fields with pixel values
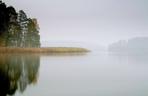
left=0, top=1, right=40, bottom=47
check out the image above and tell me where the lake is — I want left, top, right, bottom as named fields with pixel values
left=0, top=51, right=148, bottom=96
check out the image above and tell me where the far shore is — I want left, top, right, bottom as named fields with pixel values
left=0, top=47, right=90, bottom=54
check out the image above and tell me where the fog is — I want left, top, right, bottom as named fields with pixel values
left=5, top=0, right=148, bottom=46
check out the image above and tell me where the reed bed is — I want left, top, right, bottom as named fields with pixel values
left=0, top=47, right=90, bottom=54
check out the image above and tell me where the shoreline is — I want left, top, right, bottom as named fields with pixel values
left=0, top=47, right=90, bottom=53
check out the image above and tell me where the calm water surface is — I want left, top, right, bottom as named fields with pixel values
left=0, top=51, right=148, bottom=96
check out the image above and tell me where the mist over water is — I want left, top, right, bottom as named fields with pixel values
left=1, top=0, right=148, bottom=96
left=0, top=51, right=147, bottom=96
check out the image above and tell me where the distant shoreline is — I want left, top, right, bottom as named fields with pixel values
left=0, top=47, right=90, bottom=53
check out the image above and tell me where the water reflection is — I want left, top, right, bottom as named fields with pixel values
left=108, top=53, right=148, bottom=65
left=0, top=54, right=40, bottom=96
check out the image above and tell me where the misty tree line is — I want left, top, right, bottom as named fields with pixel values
left=0, top=1, right=40, bottom=47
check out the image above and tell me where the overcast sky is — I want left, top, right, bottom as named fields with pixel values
left=5, top=0, right=148, bottom=46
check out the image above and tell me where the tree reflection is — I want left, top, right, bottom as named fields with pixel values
left=0, top=54, right=40, bottom=96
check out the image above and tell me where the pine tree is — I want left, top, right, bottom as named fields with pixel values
left=0, top=1, right=41, bottom=47
left=6, top=6, right=20, bottom=47
left=27, top=18, right=40, bottom=47
left=18, top=10, right=29, bottom=47
left=0, top=2, right=9, bottom=46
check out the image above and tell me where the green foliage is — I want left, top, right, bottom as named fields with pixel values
left=0, top=1, right=40, bottom=48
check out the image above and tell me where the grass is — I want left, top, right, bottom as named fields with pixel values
left=0, top=47, right=90, bottom=54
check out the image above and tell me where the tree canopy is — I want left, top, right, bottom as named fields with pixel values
left=0, top=1, right=40, bottom=47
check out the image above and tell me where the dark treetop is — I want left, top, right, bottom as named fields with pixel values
left=0, top=0, right=40, bottom=47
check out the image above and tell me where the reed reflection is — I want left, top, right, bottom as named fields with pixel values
left=0, top=54, right=40, bottom=96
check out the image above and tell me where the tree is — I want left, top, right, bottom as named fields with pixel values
left=0, top=1, right=41, bottom=48
left=18, top=11, right=40, bottom=48
left=0, top=2, right=9, bottom=46
left=27, top=18, right=40, bottom=47
left=17, top=10, right=29, bottom=47
left=6, top=6, right=21, bottom=47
